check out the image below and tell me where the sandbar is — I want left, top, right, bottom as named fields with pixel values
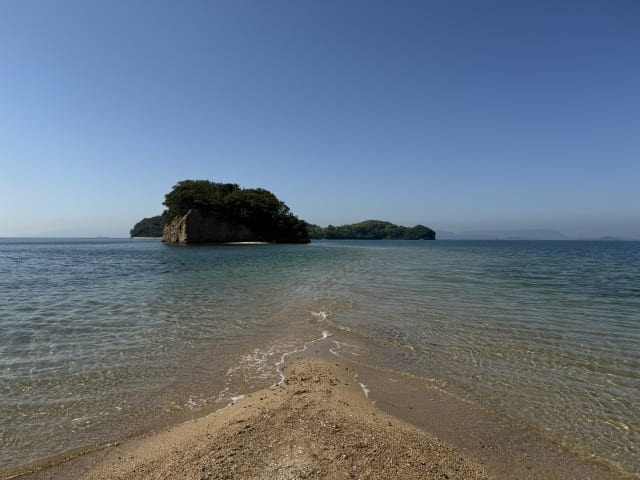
left=12, top=359, right=488, bottom=480
left=7, top=354, right=620, bottom=480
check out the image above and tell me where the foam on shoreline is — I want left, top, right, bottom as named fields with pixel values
left=273, top=327, right=333, bottom=387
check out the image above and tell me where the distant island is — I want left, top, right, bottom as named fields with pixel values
left=435, top=230, right=635, bottom=241
left=436, top=229, right=570, bottom=240
left=152, top=180, right=309, bottom=244
left=308, top=220, right=435, bottom=240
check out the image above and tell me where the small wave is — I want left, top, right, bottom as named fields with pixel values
left=71, top=416, right=92, bottom=425
left=272, top=330, right=334, bottom=387
left=354, top=374, right=370, bottom=399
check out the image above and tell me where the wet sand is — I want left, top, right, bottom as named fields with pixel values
left=6, top=356, right=619, bottom=480
left=10, top=359, right=488, bottom=480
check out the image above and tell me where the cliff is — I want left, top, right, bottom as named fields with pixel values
left=162, top=209, right=263, bottom=244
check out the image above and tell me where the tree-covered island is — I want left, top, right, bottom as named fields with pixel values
left=308, top=220, right=435, bottom=240
left=130, top=216, right=164, bottom=237
left=159, top=180, right=310, bottom=244
left=130, top=181, right=435, bottom=242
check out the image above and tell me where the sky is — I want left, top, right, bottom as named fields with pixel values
left=0, top=0, right=638, bottom=238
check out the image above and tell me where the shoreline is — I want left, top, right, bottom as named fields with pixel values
left=7, top=359, right=489, bottom=480
left=5, top=351, right=621, bottom=480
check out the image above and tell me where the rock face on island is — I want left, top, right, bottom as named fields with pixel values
left=160, top=180, right=309, bottom=244
left=163, top=209, right=261, bottom=243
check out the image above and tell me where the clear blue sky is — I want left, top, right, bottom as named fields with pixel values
left=1, top=0, right=638, bottom=238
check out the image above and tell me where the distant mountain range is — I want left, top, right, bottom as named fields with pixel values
left=435, top=230, right=635, bottom=241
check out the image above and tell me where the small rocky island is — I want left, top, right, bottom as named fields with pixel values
left=159, top=180, right=309, bottom=244
left=130, top=180, right=436, bottom=243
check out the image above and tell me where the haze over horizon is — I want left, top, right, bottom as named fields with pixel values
left=1, top=1, right=638, bottom=239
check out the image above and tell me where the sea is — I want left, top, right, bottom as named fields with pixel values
left=0, top=238, right=638, bottom=477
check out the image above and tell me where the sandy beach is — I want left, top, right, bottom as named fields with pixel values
left=10, top=359, right=489, bottom=480
left=7, top=355, right=620, bottom=480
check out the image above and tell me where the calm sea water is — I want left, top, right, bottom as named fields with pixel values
left=0, top=238, right=638, bottom=476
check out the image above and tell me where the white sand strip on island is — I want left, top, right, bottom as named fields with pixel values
left=224, top=241, right=271, bottom=245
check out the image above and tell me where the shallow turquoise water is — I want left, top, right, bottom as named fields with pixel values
left=0, top=238, right=638, bottom=476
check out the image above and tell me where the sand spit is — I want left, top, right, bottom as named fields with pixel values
left=15, top=359, right=488, bottom=480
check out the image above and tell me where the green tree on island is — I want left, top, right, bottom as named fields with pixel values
left=161, top=180, right=309, bottom=243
